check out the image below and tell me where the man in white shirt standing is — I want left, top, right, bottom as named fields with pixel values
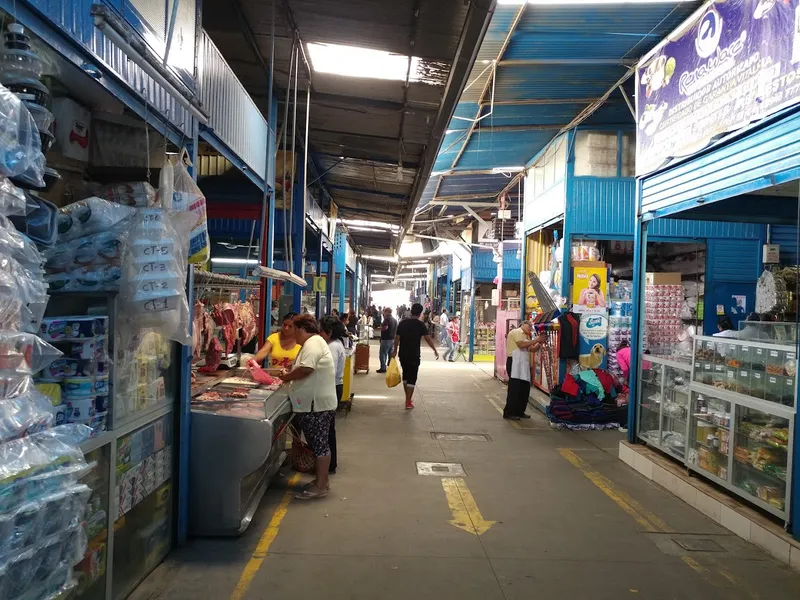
left=439, top=308, right=449, bottom=347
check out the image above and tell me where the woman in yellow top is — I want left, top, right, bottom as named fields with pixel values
left=253, top=312, right=299, bottom=369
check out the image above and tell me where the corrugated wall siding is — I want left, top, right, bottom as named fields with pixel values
left=25, top=0, right=194, bottom=139
left=568, top=177, right=764, bottom=241
left=198, top=31, right=268, bottom=181
left=474, top=249, right=496, bottom=282
left=770, top=225, right=799, bottom=264
left=641, top=109, right=800, bottom=215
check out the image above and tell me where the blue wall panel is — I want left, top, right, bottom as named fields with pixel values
left=503, top=248, right=521, bottom=283
left=568, top=177, right=765, bottom=241
left=474, top=249, right=496, bottom=282
left=641, top=108, right=800, bottom=216
left=771, top=225, right=799, bottom=264
left=704, top=239, right=763, bottom=335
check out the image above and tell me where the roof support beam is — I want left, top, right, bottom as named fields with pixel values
left=450, top=3, right=527, bottom=171
left=498, top=58, right=637, bottom=66
left=481, top=98, right=598, bottom=106
left=398, top=0, right=496, bottom=248
left=429, top=200, right=498, bottom=208
left=464, top=205, right=487, bottom=224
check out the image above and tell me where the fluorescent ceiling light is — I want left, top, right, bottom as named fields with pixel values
left=362, top=255, right=399, bottom=263
left=307, top=43, right=438, bottom=83
left=211, top=258, right=259, bottom=265
left=491, top=166, right=525, bottom=173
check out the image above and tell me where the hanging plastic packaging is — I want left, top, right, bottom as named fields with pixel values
left=97, top=181, right=157, bottom=208
left=0, top=332, right=62, bottom=376
left=0, top=214, right=43, bottom=271
left=0, top=176, right=25, bottom=216
left=0, top=389, right=54, bottom=443
left=56, top=197, right=135, bottom=242
left=158, top=157, right=173, bottom=209
left=172, top=149, right=209, bottom=264
left=0, top=83, right=43, bottom=180
left=118, top=208, right=192, bottom=346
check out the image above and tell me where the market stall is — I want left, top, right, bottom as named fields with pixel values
left=189, top=374, right=291, bottom=536
left=628, top=0, right=800, bottom=537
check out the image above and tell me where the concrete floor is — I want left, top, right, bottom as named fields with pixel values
left=132, top=344, right=800, bottom=600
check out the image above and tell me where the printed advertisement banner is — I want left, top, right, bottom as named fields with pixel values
left=572, top=265, right=608, bottom=314
left=636, top=0, right=800, bottom=176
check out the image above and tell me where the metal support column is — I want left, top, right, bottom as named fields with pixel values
left=178, top=130, right=199, bottom=546
left=316, top=235, right=323, bottom=320
left=627, top=207, right=648, bottom=440
left=291, top=182, right=305, bottom=313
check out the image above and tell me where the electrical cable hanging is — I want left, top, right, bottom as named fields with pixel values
left=281, top=39, right=296, bottom=276
left=289, top=43, right=299, bottom=272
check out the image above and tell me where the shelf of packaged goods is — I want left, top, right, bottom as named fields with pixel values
left=664, top=386, right=690, bottom=396
left=693, top=438, right=729, bottom=454
left=690, top=382, right=796, bottom=419
left=661, top=414, right=687, bottom=425
left=733, top=457, right=787, bottom=484
left=692, top=415, right=731, bottom=430
left=645, top=356, right=693, bottom=371
left=733, top=436, right=789, bottom=455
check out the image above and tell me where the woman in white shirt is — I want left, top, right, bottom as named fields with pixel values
left=320, top=316, right=350, bottom=475
left=280, top=314, right=338, bottom=500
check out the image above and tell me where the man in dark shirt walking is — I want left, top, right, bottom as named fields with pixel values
left=392, top=303, right=439, bottom=409
left=377, top=307, right=397, bottom=373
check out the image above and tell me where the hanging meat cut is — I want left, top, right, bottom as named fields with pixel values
left=198, top=338, right=222, bottom=373
left=237, top=301, right=257, bottom=346
left=192, top=302, right=204, bottom=358
left=212, top=303, right=237, bottom=354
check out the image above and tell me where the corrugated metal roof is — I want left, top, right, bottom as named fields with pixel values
left=413, top=0, right=702, bottom=236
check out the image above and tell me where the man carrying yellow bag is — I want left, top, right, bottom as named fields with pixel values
left=385, top=358, right=401, bottom=388
left=391, top=303, right=440, bottom=409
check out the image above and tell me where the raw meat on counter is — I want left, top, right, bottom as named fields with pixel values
left=195, top=391, right=222, bottom=402
left=229, top=388, right=250, bottom=399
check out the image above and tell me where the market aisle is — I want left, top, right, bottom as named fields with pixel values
left=132, top=345, right=800, bottom=600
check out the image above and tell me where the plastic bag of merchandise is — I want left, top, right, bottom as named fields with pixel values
left=97, top=181, right=158, bottom=208
left=44, top=217, right=129, bottom=273
left=0, top=389, right=54, bottom=444
left=56, top=197, right=135, bottom=242
left=0, top=214, right=43, bottom=271
left=172, top=149, right=210, bottom=264
left=0, top=83, right=43, bottom=180
left=158, top=157, right=173, bottom=209
left=118, top=208, right=192, bottom=346
left=0, top=255, right=49, bottom=332
left=0, top=332, right=62, bottom=377
left=0, top=176, right=26, bottom=217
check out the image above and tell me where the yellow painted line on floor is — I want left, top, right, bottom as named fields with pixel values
left=558, top=448, right=673, bottom=533
left=486, top=396, right=522, bottom=429
left=230, top=473, right=302, bottom=600
left=441, top=477, right=496, bottom=535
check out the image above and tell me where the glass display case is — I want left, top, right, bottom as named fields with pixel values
left=190, top=382, right=292, bottom=536
left=737, top=321, right=798, bottom=345
left=687, top=389, right=731, bottom=483
left=637, top=356, right=691, bottom=460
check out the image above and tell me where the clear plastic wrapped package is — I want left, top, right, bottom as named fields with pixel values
left=56, top=197, right=135, bottom=242
left=172, top=153, right=209, bottom=264
left=0, top=83, right=43, bottom=181
left=0, top=176, right=26, bottom=217
left=118, top=209, right=192, bottom=346
left=0, top=332, right=61, bottom=377
left=45, top=224, right=127, bottom=272
left=0, top=389, right=54, bottom=443
left=0, top=214, right=44, bottom=270
left=97, top=181, right=157, bottom=208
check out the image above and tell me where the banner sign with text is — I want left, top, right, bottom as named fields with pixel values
left=636, top=0, right=800, bottom=176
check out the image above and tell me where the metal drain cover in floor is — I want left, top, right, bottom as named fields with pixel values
left=416, top=462, right=466, bottom=476
left=673, top=538, right=726, bottom=552
left=431, top=432, right=491, bottom=442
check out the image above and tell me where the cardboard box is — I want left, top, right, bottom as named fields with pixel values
left=646, top=272, right=682, bottom=285
left=52, top=98, right=90, bottom=162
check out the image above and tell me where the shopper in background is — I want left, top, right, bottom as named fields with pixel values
left=713, top=316, right=737, bottom=338
left=280, top=314, right=338, bottom=499
left=615, top=340, right=632, bottom=382
left=347, top=310, right=358, bottom=335
left=252, top=312, right=299, bottom=370
left=392, top=303, right=440, bottom=409
left=377, top=307, right=397, bottom=374
left=443, top=315, right=460, bottom=362
left=319, top=316, right=350, bottom=474
left=503, top=321, right=546, bottom=420
left=439, top=308, right=449, bottom=346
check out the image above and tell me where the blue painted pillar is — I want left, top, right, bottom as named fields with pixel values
left=315, top=235, right=323, bottom=320
left=327, top=251, right=334, bottom=315
left=627, top=209, right=648, bottom=440
left=445, top=260, right=452, bottom=313
left=520, top=237, right=527, bottom=320
left=468, top=253, right=476, bottom=362
left=291, top=181, right=305, bottom=313
left=263, top=102, right=278, bottom=341
left=334, top=230, right=347, bottom=314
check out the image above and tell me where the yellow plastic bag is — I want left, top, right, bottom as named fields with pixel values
left=385, top=358, right=401, bottom=388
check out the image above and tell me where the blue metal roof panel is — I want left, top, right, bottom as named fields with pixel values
left=438, top=173, right=512, bottom=197
left=494, top=64, right=629, bottom=101
left=455, top=129, right=558, bottom=170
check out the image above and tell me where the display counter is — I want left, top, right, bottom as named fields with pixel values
left=189, top=376, right=292, bottom=536
left=637, top=336, right=796, bottom=521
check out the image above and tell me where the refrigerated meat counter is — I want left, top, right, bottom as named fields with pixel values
left=189, top=376, right=293, bottom=536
